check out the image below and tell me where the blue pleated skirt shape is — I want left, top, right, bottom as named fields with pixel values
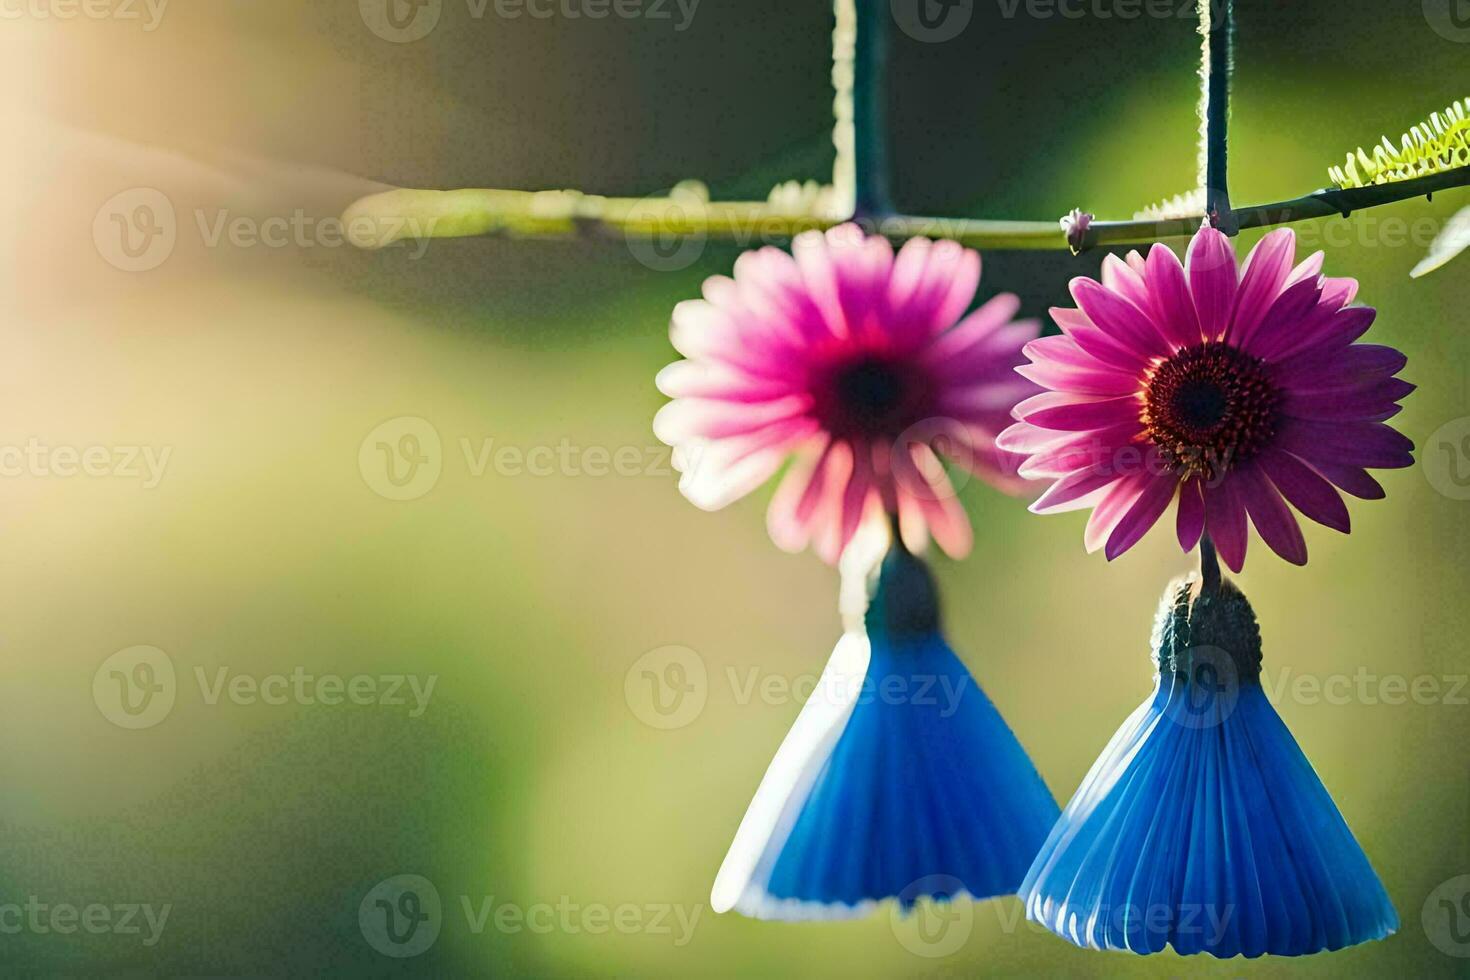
left=1019, top=671, right=1398, bottom=956
left=711, top=629, right=1059, bottom=920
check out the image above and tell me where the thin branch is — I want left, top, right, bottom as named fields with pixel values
left=850, top=0, right=892, bottom=219
left=341, top=164, right=1470, bottom=252
left=1201, top=0, right=1237, bottom=234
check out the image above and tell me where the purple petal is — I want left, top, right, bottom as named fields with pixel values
left=1256, top=448, right=1350, bottom=533
left=1051, top=306, right=1151, bottom=371
left=1281, top=378, right=1417, bottom=421
left=1271, top=343, right=1408, bottom=391
left=1017, top=393, right=1143, bottom=431
left=1275, top=418, right=1415, bottom=470
left=1031, top=467, right=1122, bottom=514
left=1071, top=277, right=1172, bottom=359
left=1084, top=473, right=1151, bottom=553
left=1177, top=477, right=1206, bottom=551
left=1229, top=228, right=1297, bottom=350
left=1238, top=276, right=1321, bottom=358
left=1144, top=242, right=1202, bottom=350
left=1186, top=225, right=1239, bottom=341
left=1204, top=478, right=1248, bottom=572
left=1105, top=473, right=1178, bottom=560
left=1311, top=461, right=1386, bottom=500
left=1236, top=463, right=1308, bottom=565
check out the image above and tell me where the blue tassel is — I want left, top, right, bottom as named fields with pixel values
left=711, top=542, right=1059, bottom=920
left=1020, top=574, right=1398, bottom=957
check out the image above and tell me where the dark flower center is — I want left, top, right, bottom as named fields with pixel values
left=818, top=355, right=922, bottom=440
left=1142, top=341, right=1280, bottom=480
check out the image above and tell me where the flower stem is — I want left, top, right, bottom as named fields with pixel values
left=1198, top=533, right=1222, bottom=593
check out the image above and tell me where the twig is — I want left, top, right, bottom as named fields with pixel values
left=1201, top=0, right=1236, bottom=234
left=341, top=165, right=1470, bottom=252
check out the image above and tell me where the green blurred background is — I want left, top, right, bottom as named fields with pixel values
left=4, top=0, right=1469, bottom=975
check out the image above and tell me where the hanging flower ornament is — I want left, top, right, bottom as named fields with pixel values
left=654, top=223, right=1039, bottom=563
left=1001, top=225, right=1414, bottom=570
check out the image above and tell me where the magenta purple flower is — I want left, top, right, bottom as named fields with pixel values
left=1001, top=225, right=1414, bottom=570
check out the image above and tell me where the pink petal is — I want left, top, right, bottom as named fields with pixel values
left=1186, top=225, right=1239, bottom=341
left=1256, top=448, right=1350, bottom=533
left=1203, top=478, right=1248, bottom=572
left=1015, top=392, right=1142, bottom=431
left=652, top=394, right=811, bottom=443
left=1228, top=228, right=1297, bottom=350
left=1031, top=467, right=1124, bottom=515
left=1144, top=242, right=1202, bottom=350
left=1285, top=250, right=1324, bottom=286
left=654, top=359, right=796, bottom=403
left=1070, top=277, right=1172, bottom=359
left=1084, top=473, right=1151, bottom=553
left=1176, top=477, right=1206, bottom=551
left=1236, top=463, right=1308, bottom=565
left=1105, top=473, right=1178, bottom=560
left=1016, top=423, right=1148, bottom=479
left=1014, top=357, right=1140, bottom=396
left=1101, top=253, right=1153, bottom=311
left=1051, top=306, right=1151, bottom=371
left=766, top=442, right=825, bottom=552
left=895, top=442, right=973, bottom=558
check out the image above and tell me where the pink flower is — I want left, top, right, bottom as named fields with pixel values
left=654, top=224, right=1040, bottom=564
left=1001, top=225, right=1414, bottom=571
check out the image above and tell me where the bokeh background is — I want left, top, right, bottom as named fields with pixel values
left=4, top=0, right=1469, bottom=975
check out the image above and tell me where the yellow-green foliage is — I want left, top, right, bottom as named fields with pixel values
left=1329, top=98, right=1470, bottom=188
